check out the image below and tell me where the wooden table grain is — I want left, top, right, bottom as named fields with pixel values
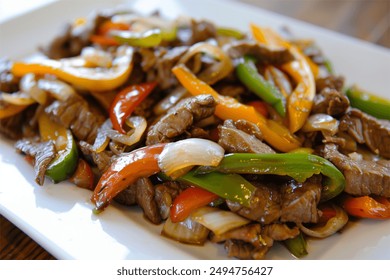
left=0, top=0, right=388, bottom=261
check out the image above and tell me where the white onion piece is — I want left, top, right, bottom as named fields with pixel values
left=81, top=47, right=112, bottom=68
left=92, top=119, right=111, bottom=152
left=161, top=216, right=209, bottom=245
left=20, top=73, right=47, bottom=104
left=158, top=138, right=224, bottom=178
left=298, top=205, right=348, bottom=238
left=37, top=78, right=75, bottom=101
left=106, top=116, right=147, bottom=146
left=191, top=206, right=251, bottom=235
left=301, top=113, right=339, bottom=135
left=1, top=91, right=35, bottom=106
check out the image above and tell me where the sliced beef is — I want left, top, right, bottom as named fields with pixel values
left=339, top=108, right=390, bottom=159
left=225, top=41, right=294, bottom=65
left=78, top=141, right=113, bottom=174
left=312, top=88, right=350, bottom=117
left=315, top=75, right=345, bottom=93
left=227, top=183, right=281, bottom=224
left=115, top=177, right=161, bottom=224
left=154, top=182, right=181, bottom=220
left=45, top=95, right=105, bottom=144
left=146, top=94, right=216, bottom=145
left=0, top=59, right=19, bottom=93
left=15, top=139, right=56, bottom=185
left=177, top=19, right=216, bottom=46
left=0, top=111, right=24, bottom=140
left=280, top=176, right=322, bottom=223
left=224, top=239, right=265, bottom=260
left=218, top=119, right=275, bottom=154
left=321, top=144, right=390, bottom=197
left=262, top=223, right=300, bottom=241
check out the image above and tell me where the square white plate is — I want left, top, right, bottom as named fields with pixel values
left=0, top=0, right=389, bottom=260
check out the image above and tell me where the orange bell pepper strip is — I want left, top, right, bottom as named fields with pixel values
left=172, top=65, right=301, bottom=152
left=251, top=24, right=315, bottom=133
left=170, top=186, right=219, bottom=223
left=11, top=46, right=134, bottom=91
left=342, top=195, right=390, bottom=219
left=0, top=103, right=27, bottom=119
left=91, top=143, right=166, bottom=211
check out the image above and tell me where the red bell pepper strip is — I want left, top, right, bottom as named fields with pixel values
left=246, top=100, right=269, bottom=118
left=170, top=186, right=219, bottom=223
left=342, top=195, right=390, bottom=219
left=109, top=82, right=157, bottom=134
left=91, top=143, right=166, bottom=211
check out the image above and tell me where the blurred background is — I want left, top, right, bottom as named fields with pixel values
left=0, top=0, right=388, bottom=260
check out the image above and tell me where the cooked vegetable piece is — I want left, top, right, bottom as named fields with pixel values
left=69, top=158, right=94, bottom=190
left=284, top=232, right=308, bottom=258
left=236, top=55, right=286, bottom=116
left=342, top=195, right=390, bottom=219
left=111, top=29, right=163, bottom=47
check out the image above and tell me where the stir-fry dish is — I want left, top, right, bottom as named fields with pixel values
left=1, top=8, right=389, bottom=259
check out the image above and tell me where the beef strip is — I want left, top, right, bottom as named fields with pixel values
left=176, top=19, right=217, bottom=46
left=224, top=239, right=265, bottom=260
left=315, top=75, right=345, bottom=93
left=45, top=95, right=105, bottom=144
left=15, top=139, right=56, bottom=185
left=218, top=119, right=275, bottom=154
left=227, top=183, right=281, bottom=224
left=0, top=111, right=24, bottom=140
left=146, top=94, right=216, bottom=145
left=280, top=176, right=322, bottom=223
left=154, top=182, right=181, bottom=219
left=312, top=88, right=350, bottom=117
left=0, top=59, right=19, bottom=93
left=262, top=223, right=300, bottom=241
left=339, top=108, right=390, bottom=159
left=225, top=41, right=294, bottom=65
left=320, top=144, right=390, bottom=197
left=78, top=141, right=113, bottom=174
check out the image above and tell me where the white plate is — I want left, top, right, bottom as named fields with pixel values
left=0, top=0, right=389, bottom=260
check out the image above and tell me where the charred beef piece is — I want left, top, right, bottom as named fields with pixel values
left=15, top=139, right=56, bottom=185
left=0, top=59, right=19, bottom=93
left=218, top=119, right=275, bottom=154
left=312, top=88, right=350, bottom=117
left=146, top=94, right=216, bottom=145
left=227, top=183, right=281, bottom=224
left=115, top=177, right=161, bottom=224
left=225, top=41, right=294, bottom=65
left=45, top=95, right=105, bottom=144
left=280, top=176, right=322, bottom=223
left=339, top=108, right=390, bottom=159
left=177, top=19, right=216, bottom=46
left=321, top=144, right=390, bottom=197
left=315, top=75, right=345, bottom=93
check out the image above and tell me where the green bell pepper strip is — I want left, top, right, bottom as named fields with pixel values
left=236, top=56, right=286, bottom=117
left=196, top=153, right=345, bottom=202
left=46, top=130, right=78, bottom=183
left=216, top=27, right=245, bottom=39
left=111, top=28, right=162, bottom=47
left=178, top=170, right=257, bottom=208
left=284, top=232, right=308, bottom=258
left=346, top=86, right=390, bottom=120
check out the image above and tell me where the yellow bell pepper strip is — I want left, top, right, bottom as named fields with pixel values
left=284, top=232, right=308, bottom=258
left=342, top=195, right=390, bottom=219
left=346, top=86, right=390, bottom=120
left=11, top=46, right=134, bottom=91
left=0, top=102, right=27, bottom=119
left=251, top=24, right=315, bottom=133
left=110, top=82, right=157, bottom=134
left=172, top=64, right=301, bottom=152
left=92, top=143, right=166, bottom=211
left=111, top=28, right=163, bottom=47
left=196, top=153, right=345, bottom=202
left=236, top=55, right=286, bottom=116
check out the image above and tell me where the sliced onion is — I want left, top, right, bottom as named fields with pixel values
left=1, top=91, right=35, bottom=105
left=37, top=78, right=75, bottom=101
left=20, top=73, right=47, bottom=104
left=301, top=113, right=339, bottom=135
left=161, top=216, right=209, bottom=245
left=298, top=205, right=348, bottom=238
left=177, top=42, right=233, bottom=85
left=92, top=119, right=111, bottom=152
left=106, top=116, right=147, bottom=146
left=158, top=138, right=224, bottom=178
left=81, top=47, right=112, bottom=68
left=191, top=206, right=251, bottom=235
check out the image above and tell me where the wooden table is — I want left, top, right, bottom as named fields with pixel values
left=0, top=0, right=389, bottom=260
